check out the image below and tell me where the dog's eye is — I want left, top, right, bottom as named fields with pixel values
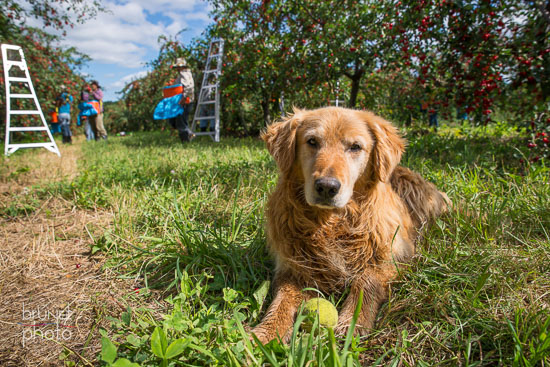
left=307, top=138, right=318, bottom=147
left=349, top=143, right=362, bottom=152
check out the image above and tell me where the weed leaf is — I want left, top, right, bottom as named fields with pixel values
left=100, top=336, right=117, bottom=364
left=151, top=327, right=167, bottom=358
left=165, top=339, right=190, bottom=359
left=112, top=358, right=140, bottom=367
left=253, top=280, right=270, bottom=309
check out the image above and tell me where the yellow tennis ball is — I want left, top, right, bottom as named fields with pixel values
left=302, top=298, right=338, bottom=330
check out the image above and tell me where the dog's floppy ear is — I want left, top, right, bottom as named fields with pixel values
left=361, top=111, right=406, bottom=183
left=261, top=109, right=302, bottom=177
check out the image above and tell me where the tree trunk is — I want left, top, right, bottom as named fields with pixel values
left=349, top=72, right=365, bottom=108
left=345, top=61, right=364, bottom=108
left=539, top=1, right=550, bottom=101
left=261, top=98, right=271, bottom=126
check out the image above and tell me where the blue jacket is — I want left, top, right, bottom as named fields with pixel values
left=58, top=92, right=73, bottom=114
left=154, top=94, right=184, bottom=120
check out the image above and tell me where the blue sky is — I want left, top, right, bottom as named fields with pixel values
left=56, top=0, right=213, bottom=101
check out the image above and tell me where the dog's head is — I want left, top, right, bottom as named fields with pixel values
left=262, top=107, right=405, bottom=209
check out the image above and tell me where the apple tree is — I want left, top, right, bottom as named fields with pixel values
left=1, top=0, right=104, bottom=38
left=207, top=0, right=397, bottom=118
left=385, top=0, right=549, bottom=123
left=1, top=1, right=104, bottom=141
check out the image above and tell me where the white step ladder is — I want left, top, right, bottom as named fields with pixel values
left=1, top=44, right=60, bottom=156
left=191, top=38, right=224, bottom=142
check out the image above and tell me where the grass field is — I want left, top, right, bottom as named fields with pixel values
left=1, top=122, right=549, bottom=366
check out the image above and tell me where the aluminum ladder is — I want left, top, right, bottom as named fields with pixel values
left=191, top=38, right=224, bottom=142
left=1, top=44, right=60, bottom=156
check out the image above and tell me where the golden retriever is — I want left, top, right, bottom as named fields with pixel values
left=252, top=107, right=449, bottom=343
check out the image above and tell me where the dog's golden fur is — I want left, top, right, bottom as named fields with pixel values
left=252, top=107, right=449, bottom=343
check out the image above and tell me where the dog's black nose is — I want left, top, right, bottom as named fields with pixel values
left=315, top=177, right=341, bottom=199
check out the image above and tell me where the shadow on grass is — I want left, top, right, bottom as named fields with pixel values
left=128, top=205, right=273, bottom=299
left=75, top=154, right=276, bottom=196
left=117, top=130, right=264, bottom=151
left=402, top=128, right=525, bottom=172
left=76, top=132, right=275, bottom=194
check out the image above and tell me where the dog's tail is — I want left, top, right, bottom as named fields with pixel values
left=390, top=166, right=451, bottom=231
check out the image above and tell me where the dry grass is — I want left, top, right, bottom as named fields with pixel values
left=0, top=136, right=80, bottom=194
left=0, top=137, right=163, bottom=366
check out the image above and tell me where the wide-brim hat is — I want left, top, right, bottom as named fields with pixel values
left=172, top=57, right=188, bottom=68
left=90, top=80, right=101, bottom=88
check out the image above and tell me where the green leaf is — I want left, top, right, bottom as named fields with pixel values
left=251, top=333, right=281, bottom=367
left=112, top=358, right=140, bottom=367
left=471, top=261, right=492, bottom=303
left=163, top=310, right=190, bottom=332
left=253, top=280, right=270, bottom=308
left=121, top=307, right=132, bottom=326
left=165, top=339, right=190, bottom=359
left=342, top=289, right=363, bottom=363
left=188, top=343, right=217, bottom=359
left=151, top=327, right=167, bottom=359
left=100, top=336, right=117, bottom=364
left=328, top=327, right=342, bottom=367
left=223, top=287, right=239, bottom=303
left=233, top=310, right=259, bottom=365
left=126, top=334, right=141, bottom=347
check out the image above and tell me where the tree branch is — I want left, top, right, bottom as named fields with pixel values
left=529, top=0, right=550, bottom=25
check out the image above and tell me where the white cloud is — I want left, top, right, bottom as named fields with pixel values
left=110, top=70, right=149, bottom=90
left=68, top=38, right=146, bottom=68
left=59, top=3, right=159, bottom=67
left=166, top=21, right=187, bottom=36
left=58, top=0, right=207, bottom=67
left=131, top=0, right=199, bottom=13
left=185, top=10, right=211, bottom=22
left=31, top=0, right=212, bottom=100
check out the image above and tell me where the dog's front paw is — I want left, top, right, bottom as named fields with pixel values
left=250, top=326, right=271, bottom=345
left=251, top=325, right=292, bottom=344
left=334, top=321, right=370, bottom=338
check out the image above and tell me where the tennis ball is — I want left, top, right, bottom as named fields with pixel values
left=302, top=298, right=338, bottom=331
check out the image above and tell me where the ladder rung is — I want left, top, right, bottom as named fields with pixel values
left=2, top=44, right=60, bottom=155
left=9, top=126, right=48, bottom=132
left=7, top=77, right=30, bottom=82
left=7, top=143, right=56, bottom=149
left=6, top=61, right=26, bottom=69
left=1, top=44, right=23, bottom=51
left=10, top=110, right=41, bottom=115
left=191, top=39, right=221, bottom=143
left=10, top=94, right=34, bottom=98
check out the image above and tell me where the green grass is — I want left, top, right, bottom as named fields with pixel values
left=9, top=124, right=550, bottom=366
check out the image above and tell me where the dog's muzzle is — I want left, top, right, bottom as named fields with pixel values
left=314, top=177, right=341, bottom=202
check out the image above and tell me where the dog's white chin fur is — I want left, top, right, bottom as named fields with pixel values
left=312, top=202, right=344, bottom=210
left=305, top=186, right=351, bottom=209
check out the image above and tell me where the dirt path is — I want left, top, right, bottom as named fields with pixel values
left=0, top=138, right=140, bottom=366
